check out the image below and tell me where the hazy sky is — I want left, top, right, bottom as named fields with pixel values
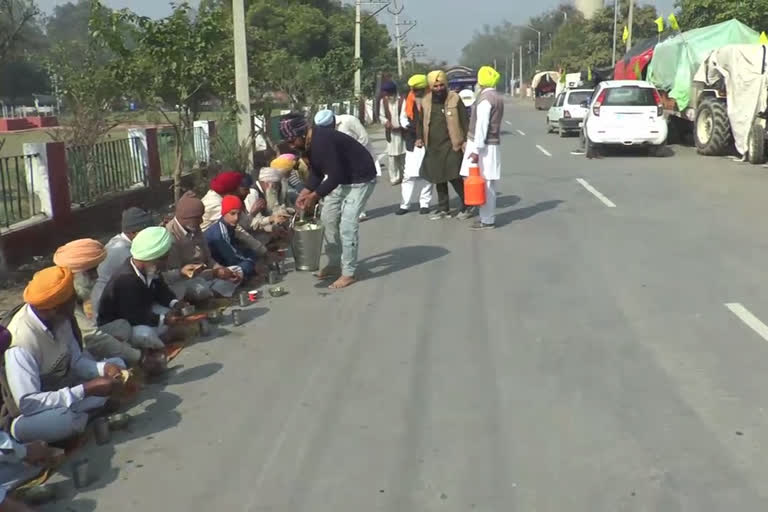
left=37, top=0, right=678, bottom=62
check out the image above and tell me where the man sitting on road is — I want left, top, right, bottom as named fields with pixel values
left=3, top=266, right=125, bottom=443
left=97, top=227, right=187, bottom=346
left=53, top=238, right=164, bottom=372
left=165, top=192, right=241, bottom=302
left=248, top=168, right=294, bottom=244
left=0, top=431, right=64, bottom=511
left=282, top=113, right=377, bottom=289
left=201, top=171, right=269, bottom=260
left=90, top=207, right=154, bottom=318
left=205, top=195, right=266, bottom=282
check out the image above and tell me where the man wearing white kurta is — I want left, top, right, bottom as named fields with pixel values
left=461, top=66, right=504, bottom=230
left=379, top=81, right=406, bottom=185
left=397, top=74, right=433, bottom=215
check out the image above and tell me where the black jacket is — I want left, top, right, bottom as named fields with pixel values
left=97, top=259, right=177, bottom=327
left=306, top=127, right=377, bottom=197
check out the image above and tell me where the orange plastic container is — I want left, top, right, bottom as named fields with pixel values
left=464, top=165, right=486, bottom=206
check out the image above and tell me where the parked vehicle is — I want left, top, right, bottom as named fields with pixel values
left=532, top=71, right=560, bottom=110
left=692, top=44, right=768, bottom=164
left=643, top=19, right=760, bottom=158
left=583, top=80, right=668, bottom=157
left=558, top=88, right=593, bottom=137
left=546, top=92, right=565, bottom=133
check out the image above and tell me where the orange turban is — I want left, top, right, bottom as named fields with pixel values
left=23, top=266, right=74, bottom=310
left=53, top=238, right=106, bottom=273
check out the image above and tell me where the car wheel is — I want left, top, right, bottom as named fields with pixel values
left=747, top=119, right=766, bottom=165
left=546, top=118, right=553, bottom=133
left=585, top=135, right=599, bottom=159
left=648, top=145, right=663, bottom=157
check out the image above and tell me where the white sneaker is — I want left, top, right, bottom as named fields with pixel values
left=456, top=209, right=474, bottom=220
left=429, top=211, right=449, bottom=221
left=359, top=212, right=368, bottom=221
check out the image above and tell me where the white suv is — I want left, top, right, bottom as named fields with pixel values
left=583, top=80, right=668, bottom=156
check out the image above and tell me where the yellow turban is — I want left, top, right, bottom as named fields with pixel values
left=270, top=157, right=295, bottom=173
left=407, top=74, right=428, bottom=89
left=427, top=70, right=447, bottom=87
left=478, top=66, right=501, bottom=88
left=53, top=238, right=106, bottom=273
left=24, top=266, right=75, bottom=310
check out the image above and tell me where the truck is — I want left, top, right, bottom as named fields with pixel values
left=644, top=20, right=762, bottom=161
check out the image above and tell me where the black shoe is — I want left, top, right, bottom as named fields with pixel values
left=395, top=208, right=409, bottom=216
left=419, top=207, right=430, bottom=215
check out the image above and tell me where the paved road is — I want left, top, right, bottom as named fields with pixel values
left=42, top=100, right=768, bottom=511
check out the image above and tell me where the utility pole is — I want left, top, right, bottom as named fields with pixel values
left=519, top=45, right=523, bottom=97
left=612, top=0, right=619, bottom=64
left=232, top=0, right=252, bottom=168
left=389, top=0, right=404, bottom=78
left=354, top=0, right=362, bottom=100
left=626, top=0, right=634, bottom=51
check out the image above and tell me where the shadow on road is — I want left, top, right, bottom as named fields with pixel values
left=495, top=194, right=521, bottom=209
left=364, top=203, right=400, bottom=220
left=495, top=199, right=564, bottom=227
left=358, top=245, right=450, bottom=279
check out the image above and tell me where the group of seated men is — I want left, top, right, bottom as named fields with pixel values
left=0, top=164, right=297, bottom=510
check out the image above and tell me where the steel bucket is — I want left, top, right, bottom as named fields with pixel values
left=290, top=207, right=324, bottom=272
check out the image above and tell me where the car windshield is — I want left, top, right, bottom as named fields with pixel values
left=602, top=86, right=657, bottom=106
left=567, top=91, right=593, bottom=105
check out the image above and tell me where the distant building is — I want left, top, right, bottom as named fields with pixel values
left=575, top=0, right=603, bottom=19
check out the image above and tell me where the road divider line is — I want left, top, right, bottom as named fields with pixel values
left=536, top=145, right=552, bottom=157
left=725, top=303, right=768, bottom=342
left=516, top=129, right=526, bottom=136
left=576, top=178, right=616, bottom=208
left=505, top=120, right=513, bottom=125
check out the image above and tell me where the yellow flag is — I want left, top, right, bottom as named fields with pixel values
left=655, top=17, right=665, bottom=33
left=668, top=13, right=680, bottom=31
left=633, top=60, right=642, bottom=79
left=622, top=25, right=629, bottom=43
left=587, top=66, right=592, bottom=81
left=761, top=31, right=768, bottom=44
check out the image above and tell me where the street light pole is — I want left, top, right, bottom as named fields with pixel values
left=626, top=0, right=634, bottom=51
left=524, top=25, right=542, bottom=64
left=519, top=45, right=523, bottom=96
left=232, top=0, right=252, bottom=167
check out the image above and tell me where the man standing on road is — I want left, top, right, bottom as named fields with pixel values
left=282, top=113, right=377, bottom=289
left=397, top=74, right=433, bottom=215
left=313, top=109, right=381, bottom=220
left=379, top=81, right=406, bottom=186
left=418, top=70, right=471, bottom=221
left=461, top=66, right=505, bottom=230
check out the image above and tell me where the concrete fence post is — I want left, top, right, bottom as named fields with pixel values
left=192, top=120, right=216, bottom=165
left=23, top=142, right=70, bottom=220
left=145, top=128, right=162, bottom=187
left=128, top=128, right=161, bottom=187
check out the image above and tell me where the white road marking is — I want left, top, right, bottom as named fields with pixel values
left=516, top=129, right=526, bottom=136
left=536, top=145, right=552, bottom=157
left=576, top=178, right=616, bottom=208
left=505, top=120, right=513, bottom=125
left=725, top=303, right=768, bottom=342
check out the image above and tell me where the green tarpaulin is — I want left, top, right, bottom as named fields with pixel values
left=647, top=19, right=759, bottom=111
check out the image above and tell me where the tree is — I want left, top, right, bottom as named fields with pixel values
left=0, top=0, right=40, bottom=64
left=675, top=0, right=768, bottom=32
left=95, top=1, right=235, bottom=200
left=539, top=1, right=659, bottom=76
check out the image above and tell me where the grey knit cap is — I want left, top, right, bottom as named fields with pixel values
left=121, top=207, right=153, bottom=233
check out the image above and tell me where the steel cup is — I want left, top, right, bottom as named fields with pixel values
left=72, top=459, right=91, bottom=488
left=93, top=417, right=110, bottom=445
